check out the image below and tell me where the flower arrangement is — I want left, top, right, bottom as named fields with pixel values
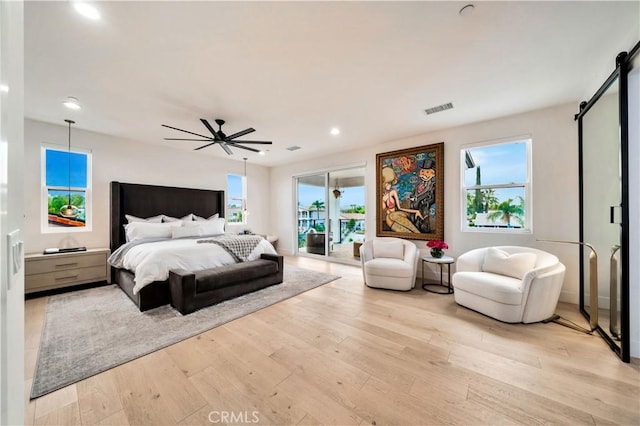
left=426, top=240, right=448, bottom=250
left=426, top=240, right=448, bottom=258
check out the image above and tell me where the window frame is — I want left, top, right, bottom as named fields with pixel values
left=41, top=143, right=93, bottom=233
left=460, top=136, right=533, bottom=234
left=226, top=173, right=247, bottom=225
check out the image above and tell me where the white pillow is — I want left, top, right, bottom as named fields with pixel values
left=198, top=217, right=225, bottom=235
left=125, top=214, right=163, bottom=223
left=194, top=213, right=220, bottom=221
left=163, top=214, right=193, bottom=222
left=171, top=225, right=202, bottom=239
left=124, top=221, right=177, bottom=242
left=482, top=247, right=537, bottom=280
left=372, top=239, right=404, bottom=260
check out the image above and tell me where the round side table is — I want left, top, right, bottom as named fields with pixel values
left=421, top=255, right=455, bottom=294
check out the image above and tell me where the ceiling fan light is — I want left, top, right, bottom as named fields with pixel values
left=164, top=118, right=272, bottom=155
left=258, top=150, right=265, bottom=156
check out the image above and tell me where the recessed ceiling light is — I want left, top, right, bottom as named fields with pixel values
left=73, top=2, right=101, bottom=20
left=258, top=150, right=265, bottom=156
left=63, top=97, right=81, bottom=110
left=0, top=84, right=8, bottom=93
left=459, top=4, right=475, bottom=16
left=330, top=127, right=340, bottom=136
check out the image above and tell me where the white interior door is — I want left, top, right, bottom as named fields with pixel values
left=0, top=1, right=25, bottom=424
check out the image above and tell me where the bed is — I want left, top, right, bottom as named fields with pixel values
left=110, top=181, right=227, bottom=310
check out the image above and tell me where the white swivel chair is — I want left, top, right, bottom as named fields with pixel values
left=452, top=246, right=566, bottom=323
left=360, top=238, right=419, bottom=291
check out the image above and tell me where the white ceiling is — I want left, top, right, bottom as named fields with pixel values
left=25, top=1, right=639, bottom=167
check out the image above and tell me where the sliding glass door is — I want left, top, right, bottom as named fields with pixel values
left=297, top=174, right=327, bottom=255
left=295, top=166, right=365, bottom=262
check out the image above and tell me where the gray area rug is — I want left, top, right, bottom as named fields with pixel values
left=31, top=266, right=339, bottom=399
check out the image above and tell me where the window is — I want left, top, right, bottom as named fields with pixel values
left=226, top=173, right=246, bottom=224
left=461, top=137, right=531, bottom=232
left=42, top=145, right=92, bottom=232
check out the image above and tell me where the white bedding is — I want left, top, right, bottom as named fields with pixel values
left=109, top=236, right=277, bottom=294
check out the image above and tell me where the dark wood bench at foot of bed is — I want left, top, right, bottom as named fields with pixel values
left=168, top=253, right=284, bottom=315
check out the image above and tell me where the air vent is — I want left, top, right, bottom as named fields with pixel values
left=424, top=102, right=453, bottom=115
left=286, top=145, right=302, bottom=151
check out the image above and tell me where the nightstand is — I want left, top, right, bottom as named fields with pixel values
left=24, top=248, right=110, bottom=294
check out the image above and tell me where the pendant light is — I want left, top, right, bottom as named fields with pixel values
left=333, top=179, right=342, bottom=199
left=60, top=119, right=78, bottom=219
left=242, top=157, right=249, bottom=218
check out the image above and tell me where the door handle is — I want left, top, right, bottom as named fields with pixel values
left=610, top=205, right=621, bottom=224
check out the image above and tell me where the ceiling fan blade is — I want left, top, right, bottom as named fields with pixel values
left=226, top=140, right=272, bottom=144
left=164, top=138, right=214, bottom=141
left=225, top=128, right=255, bottom=141
left=200, top=119, right=222, bottom=140
left=194, top=142, right=217, bottom=151
left=220, top=143, right=233, bottom=155
left=227, top=143, right=260, bottom=153
left=162, top=124, right=212, bottom=139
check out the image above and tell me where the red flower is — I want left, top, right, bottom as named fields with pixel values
left=426, top=240, right=448, bottom=250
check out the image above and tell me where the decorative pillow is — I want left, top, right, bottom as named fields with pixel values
left=482, top=247, right=537, bottom=280
left=124, top=221, right=177, bottom=242
left=197, top=217, right=225, bottom=235
left=125, top=214, right=163, bottom=224
left=171, top=225, right=202, bottom=239
left=372, top=239, right=404, bottom=260
left=163, top=214, right=194, bottom=222
left=193, top=213, right=220, bottom=221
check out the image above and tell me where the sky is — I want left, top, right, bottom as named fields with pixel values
left=463, top=139, right=528, bottom=205
left=46, top=149, right=88, bottom=187
left=227, top=174, right=243, bottom=206
left=464, top=140, right=528, bottom=187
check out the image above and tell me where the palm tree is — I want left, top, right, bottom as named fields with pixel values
left=481, top=188, right=499, bottom=211
left=466, top=192, right=476, bottom=216
left=473, top=166, right=483, bottom=213
left=487, top=198, right=524, bottom=227
left=310, top=200, right=325, bottom=220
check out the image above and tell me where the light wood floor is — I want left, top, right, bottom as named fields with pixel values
left=25, top=256, right=640, bottom=425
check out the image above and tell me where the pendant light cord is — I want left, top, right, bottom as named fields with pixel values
left=243, top=157, right=248, bottom=214
left=64, top=119, right=75, bottom=206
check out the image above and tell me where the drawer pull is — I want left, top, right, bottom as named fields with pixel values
left=55, top=262, right=79, bottom=268
left=55, top=275, right=79, bottom=281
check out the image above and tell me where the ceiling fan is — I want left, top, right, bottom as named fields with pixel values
left=162, top=118, right=272, bottom=155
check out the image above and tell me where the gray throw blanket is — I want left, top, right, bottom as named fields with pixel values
left=197, top=234, right=264, bottom=263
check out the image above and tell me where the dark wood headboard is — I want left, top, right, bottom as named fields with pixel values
left=110, top=182, right=225, bottom=253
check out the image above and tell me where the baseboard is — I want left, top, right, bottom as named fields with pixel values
left=559, top=290, right=579, bottom=304
left=630, top=337, right=640, bottom=359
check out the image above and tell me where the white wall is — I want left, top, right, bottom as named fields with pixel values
left=271, top=102, right=581, bottom=303
left=24, top=119, right=272, bottom=253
